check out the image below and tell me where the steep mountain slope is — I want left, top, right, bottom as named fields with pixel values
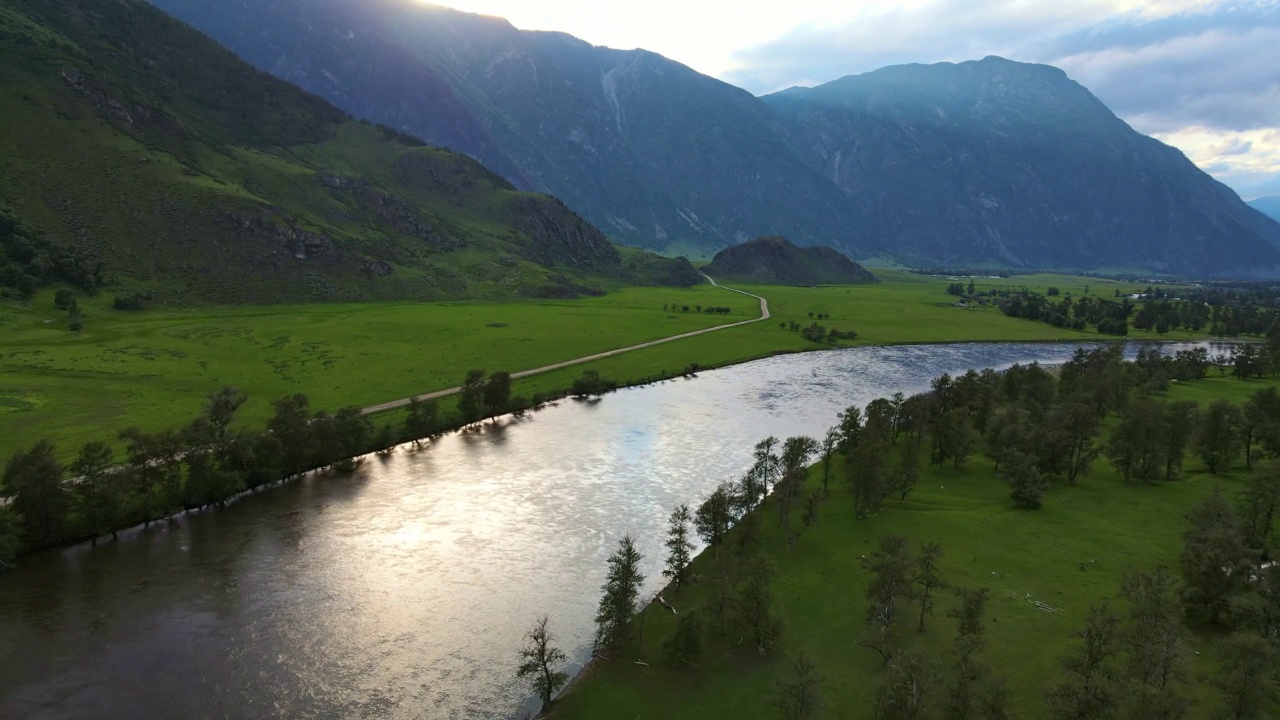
left=763, top=58, right=1280, bottom=276
left=145, top=0, right=1280, bottom=277
left=146, top=0, right=864, bottom=255
left=703, top=236, right=878, bottom=286
left=1249, top=196, right=1280, bottom=224
left=0, top=0, right=698, bottom=305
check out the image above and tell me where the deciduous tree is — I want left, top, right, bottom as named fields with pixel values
left=516, top=615, right=569, bottom=707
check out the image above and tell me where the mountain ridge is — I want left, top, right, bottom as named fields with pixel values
left=138, top=0, right=1280, bottom=277
left=0, top=0, right=699, bottom=305
left=703, top=236, right=878, bottom=286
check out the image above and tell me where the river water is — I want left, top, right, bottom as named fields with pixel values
left=0, top=341, right=1217, bottom=719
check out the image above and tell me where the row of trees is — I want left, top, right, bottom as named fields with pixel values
left=0, top=368, right=529, bottom=564
left=512, top=344, right=1280, bottom=715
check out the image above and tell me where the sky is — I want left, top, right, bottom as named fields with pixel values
left=429, top=0, right=1280, bottom=200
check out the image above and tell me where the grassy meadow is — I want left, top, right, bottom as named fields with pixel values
left=0, top=271, right=1193, bottom=461
left=551, top=374, right=1280, bottom=719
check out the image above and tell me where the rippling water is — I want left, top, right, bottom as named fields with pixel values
left=0, top=341, right=1217, bottom=719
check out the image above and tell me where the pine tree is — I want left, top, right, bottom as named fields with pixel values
left=593, top=534, right=644, bottom=654
left=663, top=504, right=695, bottom=588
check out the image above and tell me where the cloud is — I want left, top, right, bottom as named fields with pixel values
left=723, top=0, right=1280, bottom=193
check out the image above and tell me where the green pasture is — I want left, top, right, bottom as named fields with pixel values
left=551, top=376, right=1280, bottom=719
left=0, top=271, right=1212, bottom=461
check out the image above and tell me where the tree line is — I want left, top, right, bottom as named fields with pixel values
left=513, top=343, right=1279, bottom=716
left=0, top=368, right=530, bottom=565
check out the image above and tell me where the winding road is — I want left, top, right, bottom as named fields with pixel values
left=361, top=275, right=770, bottom=414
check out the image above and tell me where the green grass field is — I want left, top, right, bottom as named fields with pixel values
left=0, top=272, right=1197, bottom=461
left=551, top=375, right=1280, bottom=719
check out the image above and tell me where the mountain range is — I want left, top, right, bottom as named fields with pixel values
left=0, top=0, right=697, bottom=305
left=1251, top=197, right=1280, bottom=224
left=147, top=0, right=1280, bottom=278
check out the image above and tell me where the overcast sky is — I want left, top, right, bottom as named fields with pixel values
left=432, top=0, right=1279, bottom=199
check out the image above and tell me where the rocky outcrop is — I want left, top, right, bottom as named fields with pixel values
left=703, top=236, right=878, bottom=286
left=511, top=196, right=621, bottom=270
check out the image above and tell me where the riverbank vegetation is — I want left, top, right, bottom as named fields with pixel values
left=549, top=348, right=1280, bottom=719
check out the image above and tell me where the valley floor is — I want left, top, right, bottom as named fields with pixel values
left=0, top=271, right=1191, bottom=461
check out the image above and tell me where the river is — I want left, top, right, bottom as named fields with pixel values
left=0, top=340, right=1219, bottom=719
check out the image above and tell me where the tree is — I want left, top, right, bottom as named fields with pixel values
left=695, top=481, right=736, bottom=552
left=2, top=440, right=68, bottom=548
left=458, top=369, right=486, bottom=424
left=874, top=649, right=941, bottom=720
left=1180, top=487, right=1249, bottom=624
left=848, top=433, right=889, bottom=519
left=662, top=610, right=703, bottom=668
left=1005, top=449, right=1048, bottom=510
left=1197, top=400, right=1242, bottom=474
left=889, top=443, right=920, bottom=502
left=1238, top=461, right=1280, bottom=549
left=266, top=394, right=315, bottom=477
left=0, top=504, right=23, bottom=568
left=1044, top=604, right=1123, bottom=720
left=663, top=504, right=695, bottom=588
left=70, top=441, right=120, bottom=543
left=1106, top=399, right=1163, bottom=484
left=944, top=586, right=1010, bottom=720
left=772, top=653, right=823, bottom=720
left=1213, top=632, right=1276, bottom=720
left=737, top=556, right=782, bottom=655
left=983, top=404, right=1031, bottom=472
left=482, top=370, right=512, bottom=420
left=1158, top=401, right=1199, bottom=481
left=516, top=615, right=569, bottom=707
left=1120, top=567, right=1191, bottom=720
left=860, top=535, right=913, bottom=663
left=820, top=427, right=840, bottom=495
left=914, top=542, right=946, bottom=632
left=930, top=409, right=979, bottom=469
left=594, top=535, right=645, bottom=654
left=404, top=397, right=440, bottom=443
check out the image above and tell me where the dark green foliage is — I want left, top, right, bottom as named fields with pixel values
left=482, top=371, right=512, bottom=420
left=1120, top=567, right=1191, bottom=720
left=860, top=536, right=913, bottom=663
left=1180, top=488, right=1250, bottom=624
left=663, top=504, right=695, bottom=588
left=1, top=439, right=67, bottom=548
left=736, top=556, right=782, bottom=655
left=875, top=649, right=941, bottom=720
left=0, top=504, right=22, bottom=568
left=1213, top=633, right=1277, bottom=720
left=771, top=653, right=824, bottom=720
left=1238, top=462, right=1280, bottom=550
left=1045, top=605, right=1123, bottom=720
left=662, top=610, right=703, bottom=668
left=695, top=481, right=737, bottom=551
left=0, top=207, right=103, bottom=295
left=516, top=615, right=569, bottom=707
left=404, top=398, right=441, bottom=443
left=914, top=542, right=946, bottom=632
left=1198, top=400, right=1242, bottom=474
left=1003, top=449, right=1048, bottom=509
left=70, top=441, right=119, bottom=542
left=945, top=586, right=1009, bottom=720
left=458, top=370, right=486, bottom=424
left=594, top=534, right=644, bottom=654
left=571, top=370, right=615, bottom=398
left=266, top=394, right=316, bottom=477
left=1106, top=399, right=1165, bottom=484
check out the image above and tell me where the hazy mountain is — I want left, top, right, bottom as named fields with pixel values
left=1249, top=196, right=1280, bottom=224
left=763, top=58, right=1280, bottom=276
left=0, top=0, right=698, bottom=305
left=703, top=236, right=878, bottom=286
left=147, top=0, right=1280, bottom=277
left=147, top=0, right=861, bottom=256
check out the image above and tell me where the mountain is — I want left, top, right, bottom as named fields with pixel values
left=146, top=0, right=861, bottom=257
left=703, top=236, right=878, bottom=286
left=1249, top=196, right=1280, bottom=224
left=763, top=58, right=1280, bottom=276
left=143, top=0, right=1280, bottom=277
left=0, top=0, right=698, bottom=306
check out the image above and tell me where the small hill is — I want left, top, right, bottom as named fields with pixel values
left=703, top=236, right=878, bottom=286
left=0, top=0, right=699, bottom=306
left=1249, top=196, right=1280, bottom=225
